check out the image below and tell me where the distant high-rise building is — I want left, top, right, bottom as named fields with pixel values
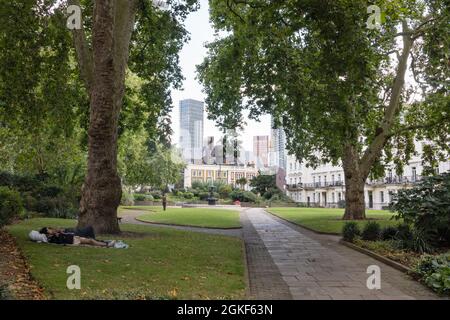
left=179, top=99, right=204, bottom=164
left=270, top=116, right=287, bottom=170
left=253, top=135, right=269, bottom=168
left=202, top=136, right=215, bottom=164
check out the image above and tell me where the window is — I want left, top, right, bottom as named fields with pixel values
left=290, top=163, right=293, bottom=171
left=332, top=175, right=335, bottom=183
left=332, top=192, right=335, bottom=203
left=380, top=191, right=384, bottom=203
left=338, top=174, right=341, bottom=181
left=338, top=192, right=342, bottom=201
left=412, top=167, right=417, bottom=181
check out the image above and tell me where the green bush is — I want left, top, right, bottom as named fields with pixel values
left=183, top=192, right=194, bottom=199
left=391, top=172, right=450, bottom=247
left=34, top=196, right=77, bottom=219
left=395, top=223, right=413, bottom=241
left=0, top=187, right=23, bottom=228
left=415, top=254, right=450, bottom=295
left=151, top=191, right=162, bottom=200
left=198, top=192, right=210, bottom=201
left=401, top=228, right=433, bottom=254
left=361, top=221, right=381, bottom=241
left=381, top=226, right=398, bottom=240
left=133, top=194, right=147, bottom=202
left=342, top=222, right=360, bottom=242
left=218, top=184, right=232, bottom=199
left=230, top=190, right=257, bottom=202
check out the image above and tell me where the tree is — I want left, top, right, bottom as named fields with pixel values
left=236, top=177, right=248, bottom=189
left=198, top=0, right=449, bottom=220
left=119, top=130, right=185, bottom=192
left=1, top=1, right=199, bottom=232
left=250, top=174, right=278, bottom=196
left=71, top=0, right=199, bottom=233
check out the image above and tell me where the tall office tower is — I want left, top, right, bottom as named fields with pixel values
left=270, top=116, right=287, bottom=170
left=179, top=99, right=204, bottom=164
left=253, top=135, right=269, bottom=168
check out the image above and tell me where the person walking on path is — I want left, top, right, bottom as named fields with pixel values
left=162, top=194, right=167, bottom=211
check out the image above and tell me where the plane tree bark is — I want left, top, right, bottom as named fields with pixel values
left=71, top=0, right=138, bottom=234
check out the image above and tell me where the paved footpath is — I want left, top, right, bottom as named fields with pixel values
left=243, top=208, right=439, bottom=300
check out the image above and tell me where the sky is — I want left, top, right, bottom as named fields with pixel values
left=170, top=0, right=271, bottom=152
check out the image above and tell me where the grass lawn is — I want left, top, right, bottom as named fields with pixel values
left=7, top=218, right=246, bottom=300
left=132, top=207, right=241, bottom=229
left=267, top=207, right=399, bottom=234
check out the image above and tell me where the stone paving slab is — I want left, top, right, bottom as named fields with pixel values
left=245, top=208, right=439, bottom=300
left=240, top=211, right=292, bottom=300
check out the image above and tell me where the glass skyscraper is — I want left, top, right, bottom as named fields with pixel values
left=179, top=99, right=204, bottom=164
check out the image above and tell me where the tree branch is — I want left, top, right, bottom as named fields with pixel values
left=68, top=0, right=93, bottom=92
left=360, top=21, right=414, bottom=176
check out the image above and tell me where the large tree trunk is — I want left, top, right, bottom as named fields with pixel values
left=78, top=0, right=120, bottom=234
left=77, top=0, right=137, bottom=234
left=342, top=144, right=367, bottom=220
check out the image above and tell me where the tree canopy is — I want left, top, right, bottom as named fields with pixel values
left=198, top=0, right=449, bottom=219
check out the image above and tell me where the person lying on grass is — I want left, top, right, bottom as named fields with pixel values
left=29, top=229, right=116, bottom=248
left=39, top=226, right=96, bottom=239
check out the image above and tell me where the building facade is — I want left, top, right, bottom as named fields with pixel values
left=179, top=99, right=204, bottom=164
left=183, top=163, right=259, bottom=190
left=253, top=135, right=269, bottom=168
left=285, top=143, right=450, bottom=210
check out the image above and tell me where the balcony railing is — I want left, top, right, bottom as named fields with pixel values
left=368, top=175, right=422, bottom=186
left=286, top=181, right=344, bottom=190
left=287, top=175, right=422, bottom=190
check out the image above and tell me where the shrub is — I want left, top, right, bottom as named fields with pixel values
left=361, top=221, right=381, bottom=241
left=151, top=191, right=162, bottom=200
left=415, top=254, right=450, bottom=295
left=183, top=192, right=194, bottom=199
left=395, top=223, right=413, bottom=241
left=34, top=196, right=78, bottom=219
left=37, top=185, right=63, bottom=198
left=381, top=226, right=398, bottom=240
left=401, top=228, right=433, bottom=254
left=337, top=200, right=346, bottom=208
left=342, top=222, right=360, bottom=242
left=218, top=184, right=232, bottom=199
left=230, top=190, right=257, bottom=202
left=134, top=194, right=146, bottom=202
left=0, top=187, right=24, bottom=228
left=198, top=192, right=210, bottom=201
left=390, top=172, right=450, bottom=247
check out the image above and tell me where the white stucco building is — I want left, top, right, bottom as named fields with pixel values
left=285, top=143, right=450, bottom=210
